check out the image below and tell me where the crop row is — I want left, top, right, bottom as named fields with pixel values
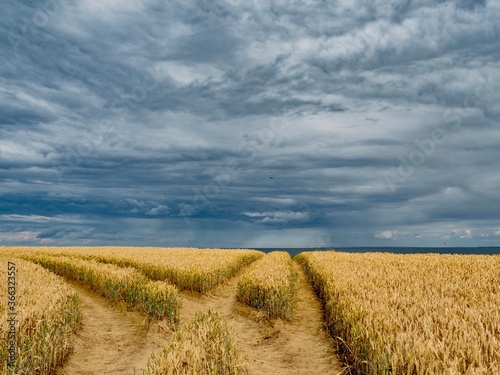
left=8, top=247, right=264, bottom=293
left=297, top=251, right=500, bottom=374
left=27, top=255, right=180, bottom=323
left=237, top=251, right=296, bottom=320
left=0, top=258, right=81, bottom=375
left=143, top=310, right=247, bottom=375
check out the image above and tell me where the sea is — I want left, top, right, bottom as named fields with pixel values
left=252, top=247, right=500, bottom=258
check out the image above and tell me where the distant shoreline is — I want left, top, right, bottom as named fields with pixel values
left=250, top=247, right=500, bottom=257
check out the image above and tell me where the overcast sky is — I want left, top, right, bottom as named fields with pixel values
left=0, top=0, right=499, bottom=248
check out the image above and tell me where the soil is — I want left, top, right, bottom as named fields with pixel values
left=57, top=262, right=344, bottom=374
left=177, top=261, right=343, bottom=375
left=56, top=282, right=170, bottom=375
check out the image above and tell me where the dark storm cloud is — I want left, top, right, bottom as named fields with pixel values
left=1, top=0, right=499, bottom=247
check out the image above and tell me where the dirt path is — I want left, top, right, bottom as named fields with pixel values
left=57, top=262, right=343, bottom=374
left=57, top=282, right=170, bottom=375
left=179, top=261, right=344, bottom=375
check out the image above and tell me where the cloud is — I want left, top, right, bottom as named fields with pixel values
left=375, top=230, right=396, bottom=239
left=0, top=231, right=41, bottom=243
left=0, top=214, right=63, bottom=223
left=147, top=205, right=170, bottom=216
left=0, top=0, right=499, bottom=247
left=243, top=211, right=310, bottom=225
left=451, top=229, right=473, bottom=239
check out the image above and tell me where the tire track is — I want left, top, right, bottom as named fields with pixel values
left=57, top=282, right=170, bottom=375
left=179, top=261, right=344, bottom=374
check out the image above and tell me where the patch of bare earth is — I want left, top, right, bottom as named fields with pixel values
left=56, top=282, right=170, bottom=375
left=179, top=261, right=344, bottom=375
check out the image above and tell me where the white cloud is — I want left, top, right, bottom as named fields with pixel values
left=0, top=214, right=83, bottom=223
left=451, top=229, right=473, bottom=239
left=251, top=197, right=296, bottom=205
left=243, top=211, right=309, bottom=224
left=0, top=231, right=40, bottom=242
left=153, top=62, right=224, bottom=85
left=147, top=205, right=170, bottom=216
left=375, top=230, right=395, bottom=239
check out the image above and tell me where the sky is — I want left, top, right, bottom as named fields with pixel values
left=0, top=0, right=499, bottom=248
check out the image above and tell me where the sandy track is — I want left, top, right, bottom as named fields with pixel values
left=179, top=261, right=344, bottom=375
left=57, top=282, right=170, bottom=375
left=57, top=261, right=343, bottom=374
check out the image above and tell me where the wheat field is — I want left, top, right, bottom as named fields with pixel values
left=27, top=254, right=180, bottom=323
left=0, top=257, right=81, bottom=375
left=144, top=310, right=248, bottom=375
left=296, top=251, right=500, bottom=374
left=3, top=247, right=499, bottom=374
left=6, top=247, right=263, bottom=293
left=0, top=247, right=258, bottom=374
left=237, top=251, right=296, bottom=320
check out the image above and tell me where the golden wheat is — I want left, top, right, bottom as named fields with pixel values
left=296, top=251, right=500, bottom=374
left=26, top=254, right=179, bottom=323
left=144, top=310, right=248, bottom=375
left=3, top=247, right=263, bottom=293
left=237, top=251, right=296, bottom=320
left=0, top=257, right=81, bottom=375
